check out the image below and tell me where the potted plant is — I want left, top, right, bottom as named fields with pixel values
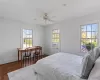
left=85, top=43, right=95, bottom=51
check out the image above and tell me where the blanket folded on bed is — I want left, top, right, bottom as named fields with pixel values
left=34, top=52, right=86, bottom=80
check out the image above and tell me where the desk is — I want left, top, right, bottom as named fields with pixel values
left=17, top=46, right=42, bottom=62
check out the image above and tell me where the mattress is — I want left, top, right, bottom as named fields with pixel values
left=34, top=52, right=86, bottom=80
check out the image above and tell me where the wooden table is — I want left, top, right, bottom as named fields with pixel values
left=17, top=46, right=42, bottom=62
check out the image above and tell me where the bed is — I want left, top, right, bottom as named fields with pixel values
left=8, top=47, right=100, bottom=80
left=8, top=52, right=88, bottom=80
left=33, top=52, right=86, bottom=80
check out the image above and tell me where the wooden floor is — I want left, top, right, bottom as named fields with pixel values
left=0, top=58, right=41, bottom=80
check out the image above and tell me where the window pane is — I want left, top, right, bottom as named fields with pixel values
left=54, top=39, right=57, bottom=43
left=56, top=39, right=60, bottom=42
left=55, top=30, right=58, bottom=33
left=81, top=39, right=88, bottom=46
left=55, top=34, right=57, bottom=38
left=57, top=34, right=60, bottom=38
left=92, top=32, right=96, bottom=38
left=81, top=26, right=86, bottom=31
left=92, top=24, right=98, bottom=31
left=81, top=39, right=87, bottom=52
left=52, top=31, right=55, bottom=33
left=87, top=25, right=91, bottom=31
left=26, top=39, right=32, bottom=47
left=29, top=35, right=32, bottom=38
left=81, top=39, right=94, bottom=52
left=53, top=30, right=57, bottom=33
left=23, top=29, right=27, bottom=34
left=87, top=32, right=91, bottom=38
left=29, top=39, right=32, bottom=47
left=81, top=31, right=86, bottom=38
left=86, top=39, right=92, bottom=43
left=26, top=30, right=31, bottom=35
left=92, top=39, right=97, bottom=47
left=29, top=30, right=32, bottom=35
left=53, top=33, right=60, bottom=39
left=52, top=34, right=55, bottom=38
left=96, top=32, right=98, bottom=39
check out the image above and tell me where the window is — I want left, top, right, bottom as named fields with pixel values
left=23, top=29, right=33, bottom=48
left=52, top=29, right=60, bottom=48
left=81, top=24, right=98, bottom=52
left=52, top=29, right=60, bottom=43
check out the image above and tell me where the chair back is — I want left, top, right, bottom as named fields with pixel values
left=35, top=46, right=42, bottom=55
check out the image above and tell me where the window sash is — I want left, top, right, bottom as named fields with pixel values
left=52, top=29, right=60, bottom=43
left=81, top=23, right=98, bottom=52
left=23, top=29, right=33, bottom=48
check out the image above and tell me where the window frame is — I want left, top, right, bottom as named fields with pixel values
left=80, top=23, right=99, bottom=52
left=22, top=29, right=33, bottom=48
left=52, top=29, right=60, bottom=44
left=51, top=29, right=61, bottom=52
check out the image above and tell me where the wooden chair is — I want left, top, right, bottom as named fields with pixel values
left=34, top=46, right=42, bottom=62
left=23, top=48, right=31, bottom=66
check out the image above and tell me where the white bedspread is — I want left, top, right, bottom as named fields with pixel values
left=34, top=52, right=86, bottom=80
left=8, top=52, right=87, bottom=80
left=8, top=65, right=36, bottom=80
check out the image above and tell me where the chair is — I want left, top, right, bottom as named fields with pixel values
left=23, top=48, right=31, bottom=67
left=34, top=46, right=42, bottom=62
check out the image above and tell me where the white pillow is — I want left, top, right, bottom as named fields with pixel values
left=88, top=50, right=94, bottom=60
left=81, top=53, right=94, bottom=79
left=93, top=47, right=100, bottom=61
left=88, top=57, right=100, bottom=80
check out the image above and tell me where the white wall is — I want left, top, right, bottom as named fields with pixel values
left=0, top=18, right=45, bottom=64
left=44, top=11, right=100, bottom=56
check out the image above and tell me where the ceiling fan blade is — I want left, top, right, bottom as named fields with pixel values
left=47, top=18, right=55, bottom=22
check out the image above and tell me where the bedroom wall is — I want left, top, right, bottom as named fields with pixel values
left=0, top=18, right=45, bottom=64
left=44, top=11, right=100, bottom=56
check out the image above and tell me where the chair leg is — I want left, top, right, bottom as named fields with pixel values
left=35, top=55, right=37, bottom=63
left=38, top=54, right=40, bottom=60
left=33, top=55, right=35, bottom=63
left=30, top=56, right=31, bottom=64
left=23, top=57, right=25, bottom=67
left=39, top=54, right=40, bottom=60
left=24, top=58, right=26, bottom=67
left=29, top=56, right=31, bottom=65
left=28, top=56, right=29, bottom=65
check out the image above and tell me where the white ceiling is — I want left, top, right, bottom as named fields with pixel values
left=0, top=0, right=100, bottom=25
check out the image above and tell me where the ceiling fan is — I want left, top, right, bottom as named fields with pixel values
left=42, top=13, right=55, bottom=23
left=35, top=9, right=56, bottom=24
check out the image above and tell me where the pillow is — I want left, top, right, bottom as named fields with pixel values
left=93, top=47, right=100, bottom=61
left=88, top=50, right=94, bottom=60
left=88, top=57, right=100, bottom=80
left=81, top=53, right=94, bottom=79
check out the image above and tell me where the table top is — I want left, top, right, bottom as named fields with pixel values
left=17, top=46, right=41, bottom=51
